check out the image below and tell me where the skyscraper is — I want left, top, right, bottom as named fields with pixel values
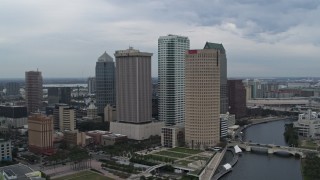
left=115, top=47, right=152, bottom=124
left=228, top=79, right=247, bottom=118
left=28, top=113, right=54, bottom=154
left=47, top=87, right=71, bottom=105
left=25, top=71, right=43, bottom=114
left=95, top=52, right=115, bottom=114
left=204, top=42, right=228, bottom=114
left=5, top=82, right=20, bottom=96
left=158, top=35, right=190, bottom=126
left=185, top=48, right=220, bottom=149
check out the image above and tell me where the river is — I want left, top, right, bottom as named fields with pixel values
left=219, top=119, right=303, bottom=180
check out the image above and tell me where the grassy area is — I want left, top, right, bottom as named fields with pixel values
left=155, top=151, right=191, bottom=158
left=168, top=147, right=203, bottom=154
left=187, top=156, right=210, bottom=161
left=54, top=170, right=113, bottom=180
left=146, top=154, right=178, bottom=163
left=175, top=160, right=193, bottom=167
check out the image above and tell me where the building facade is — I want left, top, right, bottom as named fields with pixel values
left=158, top=35, right=190, bottom=126
left=95, top=52, right=115, bottom=114
left=185, top=48, right=220, bottom=149
left=25, top=71, right=43, bottom=114
left=47, top=87, right=71, bottom=106
left=294, top=110, right=320, bottom=139
left=0, top=139, right=12, bottom=161
left=28, top=114, right=54, bottom=154
left=115, top=47, right=152, bottom=124
left=5, top=82, right=20, bottom=96
left=204, top=42, right=228, bottom=114
left=87, top=77, right=96, bottom=95
left=228, top=79, right=247, bottom=118
left=0, top=105, right=28, bottom=128
left=59, top=106, right=76, bottom=131
left=161, top=125, right=185, bottom=148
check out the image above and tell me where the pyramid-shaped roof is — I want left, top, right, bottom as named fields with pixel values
left=98, top=51, right=113, bottom=62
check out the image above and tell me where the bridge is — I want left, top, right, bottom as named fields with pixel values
left=229, top=141, right=319, bottom=158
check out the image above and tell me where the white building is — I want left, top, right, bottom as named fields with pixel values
left=158, top=35, right=190, bottom=126
left=110, top=121, right=164, bottom=140
left=293, top=110, right=320, bottom=139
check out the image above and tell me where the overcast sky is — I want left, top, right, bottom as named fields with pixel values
left=1, top=0, right=320, bottom=78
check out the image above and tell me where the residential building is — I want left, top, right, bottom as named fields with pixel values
left=161, top=125, right=185, bottom=148
left=25, top=71, right=43, bottom=114
left=47, top=87, right=71, bottom=105
left=28, top=114, right=54, bottom=154
left=0, top=139, right=12, bottom=161
left=228, top=79, right=247, bottom=118
left=185, top=48, right=220, bottom=149
left=87, top=77, right=96, bottom=95
left=204, top=42, right=228, bottom=114
left=158, top=35, right=190, bottom=126
left=95, top=52, right=115, bottom=114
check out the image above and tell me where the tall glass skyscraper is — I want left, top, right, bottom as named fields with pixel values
left=95, top=51, right=115, bottom=114
left=158, top=35, right=190, bottom=126
left=204, top=42, right=228, bottom=114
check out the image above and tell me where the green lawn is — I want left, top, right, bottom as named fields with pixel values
left=175, top=160, right=193, bottom=167
left=187, top=156, right=210, bottom=161
left=168, top=147, right=203, bottom=154
left=54, top=170, right=113, bottom=180
left=155, top=151, right=191, bottom=158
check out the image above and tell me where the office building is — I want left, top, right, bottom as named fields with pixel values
left=161, top=125, right=185, bottom=148
left=204, top=42, right=228, bottom=114
left=158, top=35, right=190, bottom=125
left=5, top=82, right=20, bottom=96
left=87, top=77, right=96, bottom=95
left=0, top=139, right=12, bottom=161
left=95, top=52, right=115, bottom=114
left=111, top=47, right=164, bottom=140
left=294, top=110, right=320, bottom=139
left=0, top=105, right=28, bottom=128
left=47, top=87, right=71, bottom=105
left=115, top=47, right=152, bottom=124
left=25, top=71, right=43, bottom=114
left=83, top=102, right=101, bottom=122
left=63, top=130, right=86, bottom=147
left=59, top=106, right=76, bottom=131
left=104, top=104, right=116, bottom=122
left=101, top=133, right=127, bottom=146
left=28, top=114, right=54, bottom=154
left=228, top=79, right=247, bottom=118
left=185, top=48, right=220, bottom=149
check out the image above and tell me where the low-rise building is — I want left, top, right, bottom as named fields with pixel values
left=161, top=125, right=184, bottom=148
left=101, top=133, right=127, bottom=146
left=110, top=121, right=164, bottom=140
left=294, top=110, right=320, bottom=139
left=0, top=139, right=12, bottom=161
left=86, top=130, right=111, bottom=145
left=64, top=130, right=87, bottom=147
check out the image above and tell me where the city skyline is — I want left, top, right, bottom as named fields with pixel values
left=1, top=1, right=320, bottom=78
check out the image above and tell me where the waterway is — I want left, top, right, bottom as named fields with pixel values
left=219, top=119, right=303, bottom=180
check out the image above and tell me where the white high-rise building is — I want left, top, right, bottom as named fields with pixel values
left=158, top=35, right=190, bottom=126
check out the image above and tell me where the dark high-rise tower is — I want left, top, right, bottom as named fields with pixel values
left=204, top=42, right=228, bottom=114
left=115, top=47, right=152, bottom=124
left=228, top=79, right=246, bottom=118
left=95, top=52, right=115, bottom=114
left=25, top=71, right=43, bottom=114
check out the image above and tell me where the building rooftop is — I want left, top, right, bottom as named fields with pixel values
left=98, top=51, right=113, bottom=62
left=204, top=42, right=225, bottom=53
left=114, top=47, right=153, bottom=57
left=0, top=163, right=34, bottom=180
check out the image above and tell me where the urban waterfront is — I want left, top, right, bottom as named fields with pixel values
left=220, top=119, right=303, bottom=180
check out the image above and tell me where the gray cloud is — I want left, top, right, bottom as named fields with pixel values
left=0, top=0, right=320, bottom=78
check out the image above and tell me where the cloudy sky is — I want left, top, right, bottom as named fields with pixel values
left=1, top=0, right=320, bottom=78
